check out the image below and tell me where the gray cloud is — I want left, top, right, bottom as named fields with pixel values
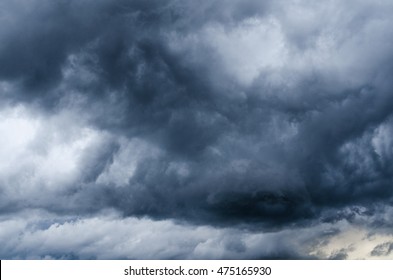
left=0, top=210, right=337, bottom=259
left=370, top=242, right=393, bottom=257
left=1, top=0, right=393, bottom=259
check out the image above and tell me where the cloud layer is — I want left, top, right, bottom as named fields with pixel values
left=1, top=0, right=393, bottom=259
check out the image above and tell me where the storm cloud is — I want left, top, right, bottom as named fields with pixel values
left=1, top=0, right=393, bottom=259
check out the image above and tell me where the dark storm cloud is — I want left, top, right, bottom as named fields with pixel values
left=2, top=0, right=393, bottom=259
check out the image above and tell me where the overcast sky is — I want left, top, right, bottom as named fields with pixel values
left=1, top=0, right=393, bottom=259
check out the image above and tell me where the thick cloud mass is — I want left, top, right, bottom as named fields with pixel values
left=1, top=0, right=393, bottom=259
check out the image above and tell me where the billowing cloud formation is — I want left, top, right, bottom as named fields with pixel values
left=1, top=0, right=393, bottom=259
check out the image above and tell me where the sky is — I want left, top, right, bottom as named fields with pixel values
left=1, top=0, right=393, bottom=259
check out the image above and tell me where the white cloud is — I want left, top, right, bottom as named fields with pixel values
left=0, top=104, right=111, bottom=205
left=96, top=137, right=161, bottom=187
left=169, top=0, right=393, bottom=93
left=202, top=17, right=287, bottom=86
left=372, top=119, right=393, bottom=162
